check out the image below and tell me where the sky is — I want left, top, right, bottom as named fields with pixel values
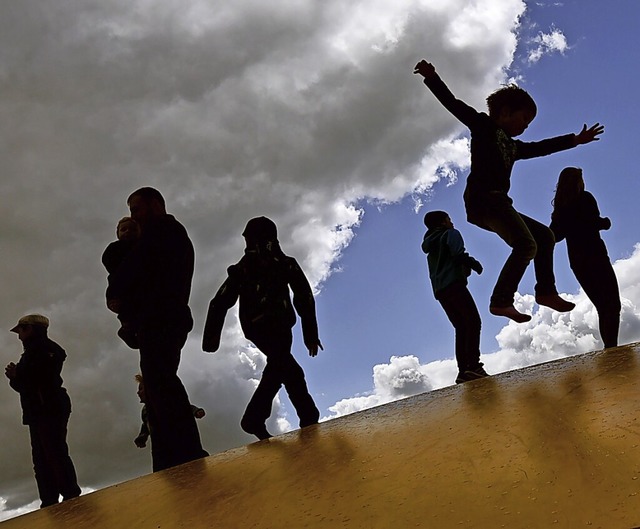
left=2, top=0, right=640, bottom=520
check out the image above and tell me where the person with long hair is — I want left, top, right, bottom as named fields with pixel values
left=550, top=167, right=621, bottom=347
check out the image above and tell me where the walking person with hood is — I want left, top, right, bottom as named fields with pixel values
left=203, top=216, right=323, bottom=441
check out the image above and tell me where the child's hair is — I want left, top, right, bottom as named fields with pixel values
left=423, top=210, right=449, bottom=230
left=551, top=167, right=584, bottom=217
left=486, top=84, right=537, bottom=118
left=134, top=373, right=144, bottom=384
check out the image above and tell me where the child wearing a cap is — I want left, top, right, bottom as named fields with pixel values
left=5, top=314, right=81, bottom=508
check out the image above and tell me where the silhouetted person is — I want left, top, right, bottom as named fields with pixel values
left=108, top=187, right=208, bottom=470
left=101, top=216, right=140, bottom=349
left=550, top=167, right=621, bottom=348
left=414, top=59, right=604, bottom=323
left=422, top=211, right=488, bottom=384
left=4, top=314, right=81, bottom=508
left=203, top=216, right=322, bottom=440
left=133, top=374, right=206, bottom=471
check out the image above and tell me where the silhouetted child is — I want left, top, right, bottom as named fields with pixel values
left=422, top=211, right=488, bottom=384
left=203, top=216, right=323, bottom=441
left=102, top=217, right=140, bottom=348
left=133, top=374, right=205, bottom=471
left=550, top=167, right=621, bottom=348
left=5, top=314, right=82, bottom=508
left=414, top=59, right=604, bottom=323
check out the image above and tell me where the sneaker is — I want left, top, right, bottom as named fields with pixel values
left=535, top=294, right=575, bottom=312
left=455, top=364, right=490, bottom=384
left=240, top=419, right=273, bottom=441
left=465, top=364, right=489, bottom=379
left=490, top=305, right=531, bottom=323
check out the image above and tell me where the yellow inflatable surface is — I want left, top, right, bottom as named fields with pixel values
left=3, top=344, right=640, bottom=529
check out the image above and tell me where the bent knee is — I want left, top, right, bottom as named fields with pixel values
left=513, top=237, right=537, bottom=260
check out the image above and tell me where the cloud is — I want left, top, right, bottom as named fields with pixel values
left=326, top=247, right=640, bottom=419
left=527, top=26, right=569, bottom=63
left=0, top=0, right=527, bottom=519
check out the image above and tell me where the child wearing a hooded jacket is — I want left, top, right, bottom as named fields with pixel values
left=422, top=211, right=489, bottom=384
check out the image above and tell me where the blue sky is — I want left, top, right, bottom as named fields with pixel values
left=2, top=0, right=640, bottom=520
left=308, top=0, right=640, bottom=415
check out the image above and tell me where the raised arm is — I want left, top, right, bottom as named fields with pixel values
left=413, top=59, right=482, bottom=129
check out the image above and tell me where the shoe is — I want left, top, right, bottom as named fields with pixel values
left=465, top=364, right=489, bottom=379
left=456, top=364, right=490, bottom=384
left=535, top=294, right=575, bottom=312
left=241, top=419, right=273, bottom=441
left=489, top=305, right=531, bottom=323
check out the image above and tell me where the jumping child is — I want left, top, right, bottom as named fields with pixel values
left=414, top=60, right=604, bottom=322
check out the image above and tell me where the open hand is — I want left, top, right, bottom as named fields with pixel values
left=575, top=123, right=604, bottom=145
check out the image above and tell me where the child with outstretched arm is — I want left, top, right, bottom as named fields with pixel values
left=414, top=59, right=604, bottom=323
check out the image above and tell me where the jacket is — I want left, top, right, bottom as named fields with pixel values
left=8, top=337, right=71, bottom=425
left=422, top=226, right=481, bottom=297
left=203, top=248, right=319, bottom=351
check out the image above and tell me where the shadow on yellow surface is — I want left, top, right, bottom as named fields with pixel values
left=3, top=344, right=640, bottom=528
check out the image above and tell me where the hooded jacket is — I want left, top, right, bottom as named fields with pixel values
left=421, top=227, right=481, bottom=297
left=203, top=244, right=319, bottom=352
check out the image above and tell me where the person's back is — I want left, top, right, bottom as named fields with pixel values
left=203, top=216, right=322, bottom=440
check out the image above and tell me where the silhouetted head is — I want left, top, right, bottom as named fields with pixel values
left=242, top=216, right=278, bottom=245
left=424, top=210, right=453, bottom=230
left=552, top=167, right=585, bottom=211
left=116, top=217, right=140, bottom=241
left=127, top=187, right=167, bottom=228
left=10, top=314, right=49, bottom=343
left=487, top=84, right=537, bottom=137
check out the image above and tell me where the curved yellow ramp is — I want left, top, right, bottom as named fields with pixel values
left=3, top=344, right=640, bottom=529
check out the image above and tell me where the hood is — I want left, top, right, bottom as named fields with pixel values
left=422, top=227, right=447, bottom=254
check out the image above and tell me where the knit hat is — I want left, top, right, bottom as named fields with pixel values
left=10, top=314, right=50, bottom=332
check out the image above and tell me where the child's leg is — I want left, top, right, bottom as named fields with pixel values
left=473, top=204, right=536, bottom=308
left=437, top=283, right=482, bottom=372
left=521, top=214, right=574, bottom=312
left=572, top=256, right=621, bottom=348
left=520, top=214, right=558, bottom=296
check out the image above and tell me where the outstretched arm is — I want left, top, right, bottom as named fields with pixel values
left=413, top=59, right=481, bottom=129
left=574, top=123, right=604, bottom=145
